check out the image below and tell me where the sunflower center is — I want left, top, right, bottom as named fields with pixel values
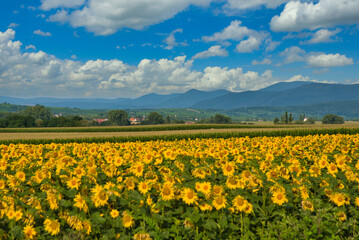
left=277, top=194, right=283, bottom=200
left=216, top=198, right=224, bottom=205
left=187, top=191, right=194, bottom=199
left=163, top=187, right=171, bottom=196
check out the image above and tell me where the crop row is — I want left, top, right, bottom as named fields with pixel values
left=1, top=127, right=359, bottom=145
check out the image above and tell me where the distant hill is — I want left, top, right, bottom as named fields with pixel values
left=159, top=89, right=230, bottom=108
left=259, top=81, right=314, bottom=92
left=192, top=83, right=359, bottom=109
left=2, top=82, right=359, bottom=110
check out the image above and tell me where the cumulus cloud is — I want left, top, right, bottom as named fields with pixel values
left=192, top=45, right=228, bottom=59
left=271, top=0, right=359, bottom=32
left=33, top=30, right=52, bottom=37
left=202, top=20, right=269, bottom=53
left=25, top=45, right=36, bottom=50
left=0, top=29, right=285, bottom=98
left=163, top=29, right=183, bottom=50
left=235, top=36, right=262, bottom=53
left=307, top=53, right=354, bottom=67
left=44, top=0, right=212, bottom=35
left=305, top=28, right=341, bottom=44
left=224, top=0, right=288, bottom=11
left=252, top=58, right=272, bottom=65
left=202, top=20, right=259, bottom=42
left=279, top=46, right=306, bottom=63
left=40, top=0, right=86, bottom=10
left=279, top=46, right=354, bottom=67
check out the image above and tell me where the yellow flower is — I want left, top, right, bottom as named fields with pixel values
left=122, top=212, right=134, bottom=228
left=133, top=232, right=152, bottom=240
left=331, top=193, right=348, bottom=207
left=301, top=200, right=314, bottom=212
left=271, top=190, right=288, bottom=206
left=198, top=181, right=212, bottom=195
left=91, top=185, right=108, bottom=207
left=222, top=162, right=236, bottom=176
left=132, top=162, right=144, bottom=177
left=161, top=182, right=175, bottom=201
left=44, top=219, right=60, bottom=236
left=337, top=212, right=347, bottom=221
left=355, top=196, right=359, bottom=207
left=212, top=185, right=223, bottom=196
left=138, top=181, right=151, bottom=195
left=182, top=188, right=198, bottom=205
left=15, top=171, right=26, bottom=182
left=66, top=177, right=81, bottom=190
left=212, top=196, right=227, bottom=210
left=23, top=225, right=37, bottom=239
left=110, top=209, right=119, bottom=218
left=327, top=163, right=338, bottom=175
left=74, top=194, right=88, bottom=212
left=232, top=195, right=247, bottom=212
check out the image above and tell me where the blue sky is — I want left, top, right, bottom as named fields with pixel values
left=0, top=0, right=358, bottom=98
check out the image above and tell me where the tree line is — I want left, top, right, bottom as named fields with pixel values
left=0, top=105, right=233, bottom=128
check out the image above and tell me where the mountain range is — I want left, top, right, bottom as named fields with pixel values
left=2, top=81, right=359, bottom=110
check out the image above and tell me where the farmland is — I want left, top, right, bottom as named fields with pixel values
left=2, top=124, right=359, bottom=239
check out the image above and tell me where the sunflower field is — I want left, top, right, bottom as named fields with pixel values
left=1, top=133, right=359, bottom=239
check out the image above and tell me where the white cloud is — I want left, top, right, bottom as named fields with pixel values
left=48, top=10, right=69, bottom=24
left=202, top=20, right=258, bottom=42
left=265, top=38, right=281, bottom=52
left=279, top=46, right=306, bottom=63
left=163, top=29, right=183, bottom=50
left=279, top=46, right=354, bottom=67
left=45, top=0, right=212, bottom=35
left=235, top=36, right=261, bottom=53
left=271, top=0, right=359, bottom=32
left=307, top=53, right=354, bottom=67
left=40, top=0, right=86, bottom=10
left=0, top=29, right=284, bottom=98
left=252, top=58, right=272, bottom=65
left=224, top=0, right=288, bottom=11
left=305, top=28, right=341, bottom=44
left=192, top=45, right=228, bottom=59
left=8, top=23, right=19, bottom=28
left=25, top=45, right=36, bottom=50
left=286, top=74, right=311, bottom=82
left=33, top=30, right=52, bottom=37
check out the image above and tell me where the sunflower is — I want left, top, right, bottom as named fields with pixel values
left=355, top=197, right=359, bottom=207
left=73, top=166, right=85, bottom=178
left=232, top=195, right=247, bottom=212
left=74, top=194, right=88, bottom=212
left=91, top=185, right=108, bottom=207
left=44, top=219, right=60, bottom=236
left=110, top=209, right=120, bottom=218
left=133, top=233, right=152, bottom=240
left=331, top=193, right=348, bottom=207
left=66, top=177, right=81, bottom=190
left=138, top=181, right=151, bottom=195
left=161, top=182, right=175, bottom=201
left=337, top=212, right=347, bottom=221
left=15, top=171, right=26, bottom=182
left=46, top=193, right=59, bottom=210
left=198, top=202, right=213, bottom=211
left=222, top=162, right=236, bottom=176
left=122, top=212, right=134, bottom=228
left=212, top=185, right=223, bottom=196
left=226, top=176, right=240, bottom=189
left=244, top=202, right=253, bottom=214
left=132, top=162, right=144, bottom=177
left=327, top=163, right=338, bottom=175
left=271, top=190, right=288, bottom=206
left=198, top=181, right=212, bottom=195
left=23, top=225, right=37, bottom=239
left=182, top=188, right=198, bottom=205
left=212, top=196, right=227, bottom=210
left=301, top=200, right=314, bottom=211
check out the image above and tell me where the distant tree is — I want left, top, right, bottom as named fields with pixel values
left=5, top=114, right=35, bottom=128
left=144, top=112, right=164, bottom=125
left=212, top=114, right=231, bottom=124
left=22, top=105, right=52, bottom=120
left=35, top=119, right=44, bottom=127
left=166, top=116, right=171, bottom=124
left=322, top=114, right=344, bottom=124
left=108, top=110, right=130, bottom=126
left=289, top=113, right=293, bottom=123
left=273, top=117, right=279, bottom=124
